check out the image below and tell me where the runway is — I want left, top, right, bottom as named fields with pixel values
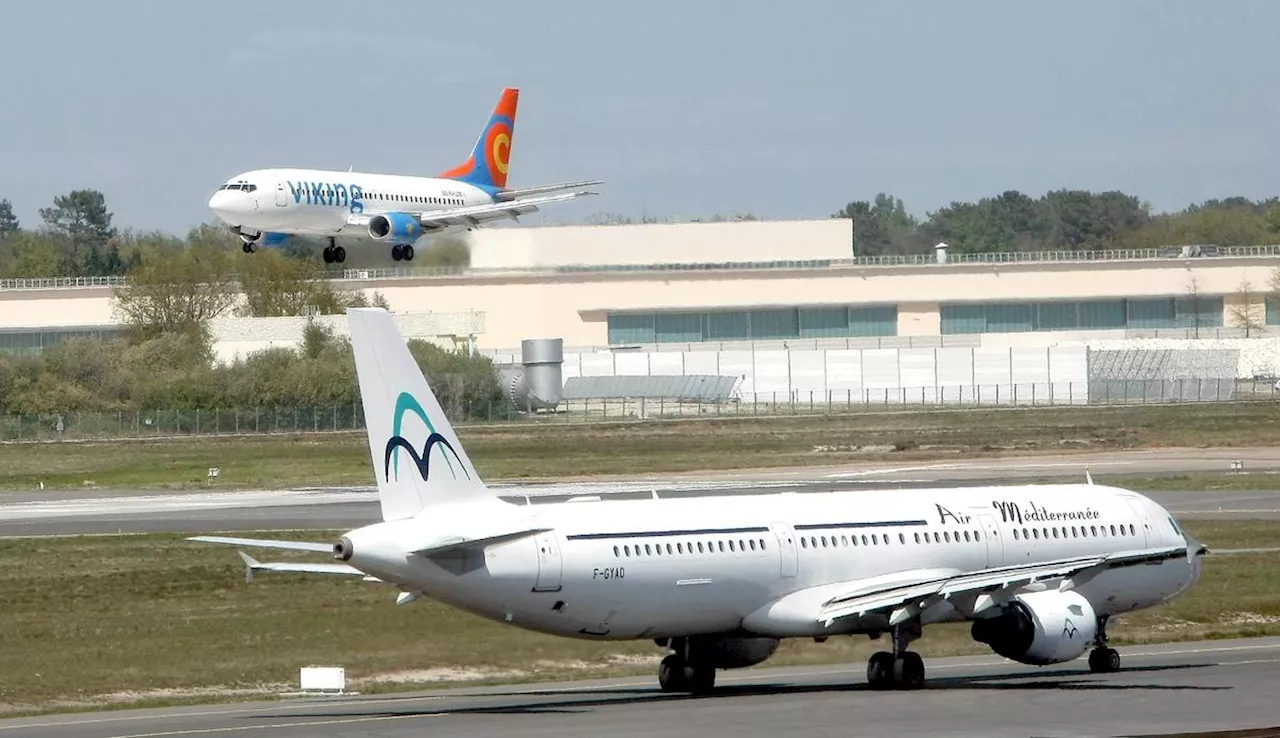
left=3, top=637, right=1278, bottom=738
left=3, top=448, right=1280, bottom=536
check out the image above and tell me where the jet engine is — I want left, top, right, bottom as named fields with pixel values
left=368, top=212, right=423, bottom=241
left=970, top=590, right=1098, bottom=665
left=695, top=636, right=781, bottom=669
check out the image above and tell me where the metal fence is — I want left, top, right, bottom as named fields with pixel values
left=4, top=378, right=1278, bottom=443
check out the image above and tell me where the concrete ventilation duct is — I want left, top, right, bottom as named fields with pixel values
left=501, top=338, right=564, bottom=412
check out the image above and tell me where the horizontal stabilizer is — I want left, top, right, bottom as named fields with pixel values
left=189, top=535, right=333, bottom=553
left=237, top=551, right=372, bottom=582
left=494, top=180, right=605, bottom=201
left=410, top=527, right=551, bottom=556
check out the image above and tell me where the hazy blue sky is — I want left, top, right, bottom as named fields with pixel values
left=1, top=0, right=1276, bottom=235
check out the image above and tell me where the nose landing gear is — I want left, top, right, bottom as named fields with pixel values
left=1087, top=615, right=1121, bottom=673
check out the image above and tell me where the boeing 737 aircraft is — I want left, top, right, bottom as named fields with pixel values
left=193, top=309, right=1207, bottom=694
left=206, top=88, right=600, bottom=265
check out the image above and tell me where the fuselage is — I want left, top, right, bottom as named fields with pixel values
left=342, top=483, right=1202, bottom=641
left=207, top=168, right=493, bottom=239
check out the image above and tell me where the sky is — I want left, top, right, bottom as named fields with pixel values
left=1, top=0, right=1277, bottom=236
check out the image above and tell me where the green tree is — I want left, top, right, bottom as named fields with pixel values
left=39, top=189, right=122, bottom=275
left=111, top=242, right=238, bottom=338
left=0, top=199, right=18, bottom=236
left=0, top=232, right=62, bottom=278
left=834, top=193, right=926, bottom=256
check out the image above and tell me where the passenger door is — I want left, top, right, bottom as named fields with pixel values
left=275, top=180, right=288, bottom=207
left=533, top=532, right=563, bottom=592
left=977, top=513, right=1005, bottom=569
left=769, top=522, right=798, bottom=579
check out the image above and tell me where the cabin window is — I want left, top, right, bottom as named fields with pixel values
left=899, top=533, right=906, bottom=544
left=760, top=539, right=767, bottom=551
left=613, top=545, right=620, bottom=557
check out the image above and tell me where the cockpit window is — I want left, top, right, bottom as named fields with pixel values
left=218, top=183, right=257, bottom=192
left=1167, top=516, right=1182, bottom=535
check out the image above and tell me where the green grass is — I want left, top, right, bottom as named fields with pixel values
left=9, top=401, right=1280, bottom=491
left=0, top=521, right=1275, bottom=715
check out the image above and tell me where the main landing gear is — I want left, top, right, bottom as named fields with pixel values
left=322, top=238, right=346, bottom=265
left=866, top=622, right=925, bottom=690
left=656, top=637, right=716, bottom=695
left=1088, top=615, right=1121, bottom=673
left=391, top=243, right=415, bottom=262
left=241, top=241, right=256, bottom=253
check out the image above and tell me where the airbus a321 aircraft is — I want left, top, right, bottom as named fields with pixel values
left=206, top=88, right=600, bottom=265
left=193, top=309, right=1207, bottom=694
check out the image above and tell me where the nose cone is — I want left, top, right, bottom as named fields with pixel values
left=208, top=190, right=236, bottom=224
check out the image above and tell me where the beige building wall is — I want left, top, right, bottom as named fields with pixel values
left=466, top=218, right=855, bottom=268
left=2, top=254, right=1279, bottom=350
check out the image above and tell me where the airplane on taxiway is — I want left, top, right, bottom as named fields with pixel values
left=193, top=308, right=1208, bottom=694
left=206, top=88, right=600, bottom=265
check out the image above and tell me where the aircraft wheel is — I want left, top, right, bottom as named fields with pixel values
left=1088, top=647, right=1120, bottom=673
left=391, top=244, right=404, bottom=261
left=658, top=654, right=688, bottom=693
left=402, top=244, right=415, bottom=261
left=242, top=242, right=256, bottom=254
left=334, top=246, right=346, bottom=264
left=686, top=664, right=716, bottom=695
left=894, top=651, right=925, bottom=689
left=866, top=650, right=895, bottom=690
left=322, top=247, right=334, bottom=264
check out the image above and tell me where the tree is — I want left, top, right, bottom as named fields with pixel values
left=0, top=232, right=61, bottom=278
left=1184, top=276, right=1206, bottom=338
left=0, top=199, right=18, bottom=236
left=111, top=241, right=238, bottom=339
left=39, top=189, right=120, bottom=275
left=237, top=249, right=385, bottom=317
left=1228, top=278, right=1265, bottom=337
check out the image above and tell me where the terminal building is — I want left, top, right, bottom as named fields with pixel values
left=1, top=218, right=1278, bottom=406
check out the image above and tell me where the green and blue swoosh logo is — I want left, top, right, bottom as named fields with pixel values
left=384, top=392, right=470, bottom=482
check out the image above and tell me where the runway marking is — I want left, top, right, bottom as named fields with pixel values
left=5, top=640, right=1279, bottom=734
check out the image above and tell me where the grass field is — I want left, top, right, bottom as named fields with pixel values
left=8, top=401, right=1280, bottom=491
left=1, top=520, right=1276, bottom=715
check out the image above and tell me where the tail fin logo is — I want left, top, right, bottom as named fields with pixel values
left=384, top=391, right=470, bottom=483
left=440, top=87, right=518, bottom=190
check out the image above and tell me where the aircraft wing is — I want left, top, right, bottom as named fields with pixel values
left=815, top=544, right=1193, bottom=627
left=344, top=189, right=598, bottom=232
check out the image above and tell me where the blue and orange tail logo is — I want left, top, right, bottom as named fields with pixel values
left=439, top=87, right=518, bottom=191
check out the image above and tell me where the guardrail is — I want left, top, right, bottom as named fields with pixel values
left=3, top=379, right=1274, bottom=442
left=5, top=245, right=1280, bottom=292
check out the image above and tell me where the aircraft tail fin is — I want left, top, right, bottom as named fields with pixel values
left=439, top=87, right=518, bottom=190
left=346, top=307, right=508, bottom=522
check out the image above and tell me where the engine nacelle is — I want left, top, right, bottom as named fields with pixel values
left=367, top=212, right=423, bottom=242
left=694, top=636, right=780, bottom=669
left=970, top=590, right=1097, bottom=666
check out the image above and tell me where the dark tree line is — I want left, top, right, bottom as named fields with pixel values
left=833, top=191, right=1280, bottom=256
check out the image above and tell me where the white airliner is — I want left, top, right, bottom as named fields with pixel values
left=193, top=309, right=1208, bottom=694
left=206, top=88, right=600, bottom=265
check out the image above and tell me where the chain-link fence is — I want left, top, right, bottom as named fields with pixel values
left=4, top=378, right=1277, bottom=443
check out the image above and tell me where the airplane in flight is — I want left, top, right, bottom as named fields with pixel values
left=206, top=88, right=600, bottom=265
left=193, top=308, right=1208, bottom=694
